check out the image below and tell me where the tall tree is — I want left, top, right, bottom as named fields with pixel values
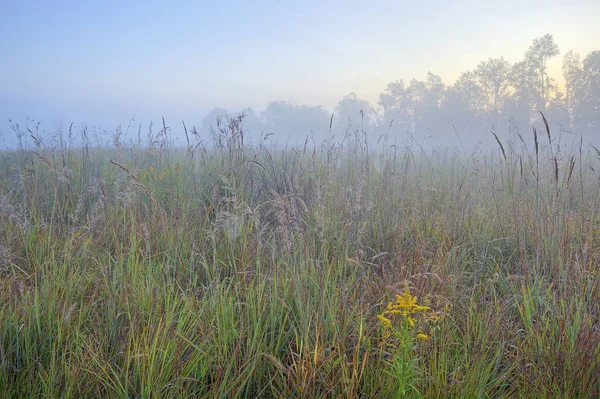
left=334, top=92, right=377, bottom=133
left=574, top=51, right=600, bottom=132
left=562, top=50, right=582, bottom=117
left=378, top=80, right=412, bottom=134
left=408, top=72, right=445, bottom=134
left=445, top=71, right=486, bottom=113
left=475, top=57, right=511, bottom=113
left=524, top=33, right=560, bottom=112
left=440, top=71, right=487, bottom=144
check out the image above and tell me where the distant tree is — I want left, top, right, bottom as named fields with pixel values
left=475, top=57, right=511, bottom=114
left=524, top=34, right=560, bottom=112
left=574, top=51, right=600, bottom=133
left=408, top=72, right=445, bottom=135
left=502, top=93, right=533, bottom=138
left=508, top=60, right=531, bottom=108
left=201, top=107, right=265, bottom=145
left=378, top=80, right=413, bottom=134
left=440, top=71, right=487, bottom=145
left=238, top=107, right=264, bottom=142
left=507, top=34, right=560, bottom=119
left=201, top=107, right=230, bottom=136
left=446, top=71, right=487, bottom=113
left=378, top=73, right=446, bottom=137
left=262, top=100, right=330, bottom=141
left=409, top=73, right=445, bottom=110
left=546, top=91, right=570, bottom=127
left=503, top=61, right=533, bottom=135
left=562, top=50, right=582, bottom=118
left=334, top=92, right=377, bottom=133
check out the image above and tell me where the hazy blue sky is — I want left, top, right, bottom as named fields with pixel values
left=1, top=0, right=599, bottom=135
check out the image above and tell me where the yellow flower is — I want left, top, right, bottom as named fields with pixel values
left=416, top=333, right=429, bottom=340
left=383, top=287, right=430, bottom=320
left=378, top=286, right=434, bottom=334
left=377, top=315, right=392, bottom=328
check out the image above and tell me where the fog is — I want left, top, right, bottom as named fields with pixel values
left=2, top=26, right=599, bottom=152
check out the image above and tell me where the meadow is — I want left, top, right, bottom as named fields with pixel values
left=1, top=116, right=599, bottom=398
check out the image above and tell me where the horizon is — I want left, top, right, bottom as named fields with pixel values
left=1, top=1, right=599, bottom=146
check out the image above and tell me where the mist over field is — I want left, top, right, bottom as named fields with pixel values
left=2, top=34, right=599, bottom=152
left=2, top=1, right=599, bottom=151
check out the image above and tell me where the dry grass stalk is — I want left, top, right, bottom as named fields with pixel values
left=109, top=159, right=157, bottom=207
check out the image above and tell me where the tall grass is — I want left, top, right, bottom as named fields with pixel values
left=1, top=115, right=599, bottom=397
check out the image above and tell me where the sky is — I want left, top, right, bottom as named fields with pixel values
left=1, top=0, right=599, bottom=140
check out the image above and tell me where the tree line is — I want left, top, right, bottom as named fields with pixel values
left=202, top=34, right=599, bottom=148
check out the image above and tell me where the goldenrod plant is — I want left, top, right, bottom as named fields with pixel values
left=378, top=286, right=435, bottom=398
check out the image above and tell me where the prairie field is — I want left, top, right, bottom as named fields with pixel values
left=1, top=120, right=599, bottom=398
